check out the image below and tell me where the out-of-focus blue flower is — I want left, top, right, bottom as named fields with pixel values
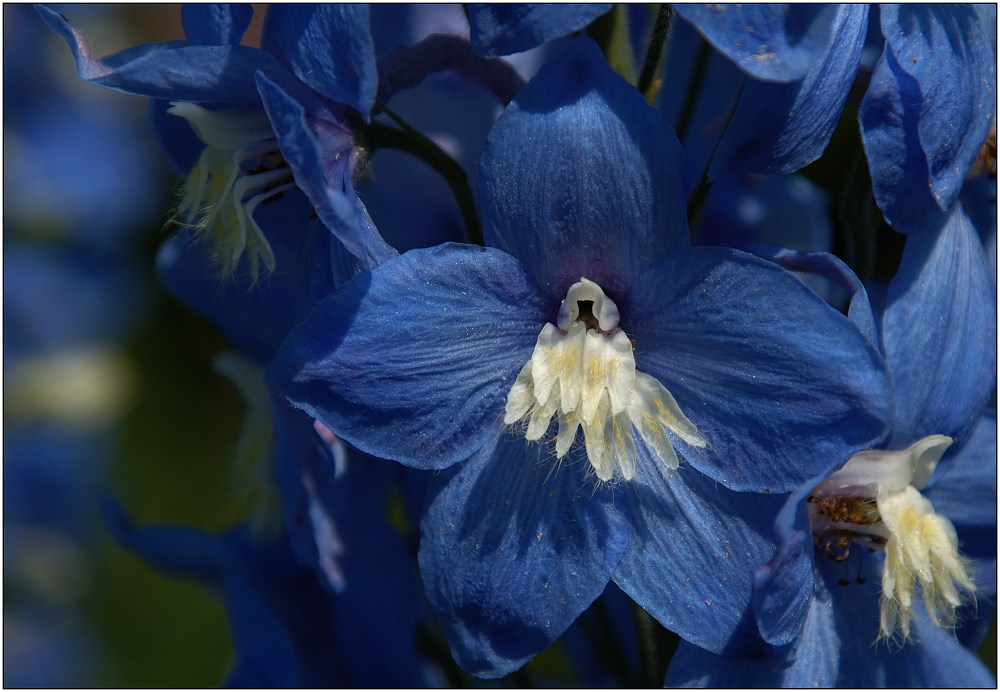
left=678, top=4, right=996, bottom=235
left=104, top=496, right=428, bottom=687
left=465, top=3, right=612, bottom=57
left=273, top=37, right=892, bottom=678
left=666, top=203, right=996, bottom=687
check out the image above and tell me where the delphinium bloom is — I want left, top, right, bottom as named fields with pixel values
left=665, top=203, right=996, bottom=687
left=676, top=4, right=996, bottom=235
left=273, top=37, right=893, bottom=677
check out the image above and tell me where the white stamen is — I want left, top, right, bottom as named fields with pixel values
left=809, top=435, right=974, bottom=641
left=168, top=103, right=292, bottom=280
left=504, top=277, right=705, bottom=481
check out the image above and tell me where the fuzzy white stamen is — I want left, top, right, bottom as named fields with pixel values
left=169, top=103, right=295, bottom=280
left=809, top=435, right=975, bottom=641
left=504, top=277, right=705, bottom=481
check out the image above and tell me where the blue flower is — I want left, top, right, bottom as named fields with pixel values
left=667, top=202, right=996, bottom=686
left=677, top=4, right=996, bottom=235
left=465, top=4, right=612, bottom=57
left=272, top=37, right=892, bottom=677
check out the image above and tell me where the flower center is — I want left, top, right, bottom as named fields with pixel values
left=808, top=435, right=974, bottom=641
left=169, top=103, right=296, bottom=281
left=504, top=277, right=705, bottom=482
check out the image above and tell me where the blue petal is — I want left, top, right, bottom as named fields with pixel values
left=182, top=4, right=253, bottom=45
left=751, top=467, right=835, bottom=647
left=612, top=446, right=788, bottom=654
left=860, top=42, right=943, bottom=235
left=417, top=435, right=631, bottom=678
left=924, top=412, right=996, bottom=569
left=675, top=5, right=839, bottom=82
left=155, top=198, right=347, bottom=362
left=624, top=246, right=892, bottom=492
left=663, top=638, right=790, bottom=687
left=880, top=6, right=996, bottom=213
left=882, top=203, right=996, bottom=447
left=267, top=5, right=378, bottom=117
left=376, top=34, right=525, bottom=106
left=479, top=37, right=687, bottom=302
left=751, top=244, right=881, bottom=352
left=255, top=72, right=398, bottom=270
left=272, top=243, right=550, bottom=471
left=710, top=5, right=867, bottom=177
left=37, top=5, right=289, bottom=104
left=466, top=4, right=612, bottom=57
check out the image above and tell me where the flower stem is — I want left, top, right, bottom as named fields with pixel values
left=361, top=106, right=484, bottom=246
left=637, top=4, right=674, bottom=105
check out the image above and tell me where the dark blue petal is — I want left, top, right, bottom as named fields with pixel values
left=663, top=638, right=789, bottom=687
left=624, top=246, right=892, bottom=492
left=479, top=37, right=687, bottom=301
left=466, top=4, right=612, bottom=57
left=751, top=468, right=833, bottom=647
left=37, top=5, right=289, bottom=104
left=182, top=4, right=253, bottom=45
left=268, top=5, right=377, bottom=116
left=675, top=5, right=839, bottom=82
left=882, top=203, right=996, bottom=446
left=418, top=435, right=631, bottom=678
left=710, top=5, right=867, bottom=176
left=272, top=243, right=549, bottom=471
left=255, top=72, right=398, bottom=270
left=860, top=41, right=943, bottom=234
left=880, top=6, right=996, bottom=212
left=155, top=197, right=345, bottom=362
left=376, top=34, right=525, bottom=106
left=613, top=446, right=787, bottom=654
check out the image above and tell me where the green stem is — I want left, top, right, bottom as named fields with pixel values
left=637, top=4, right=674, bottom=104
left=361, top=106, right=484, bottom=246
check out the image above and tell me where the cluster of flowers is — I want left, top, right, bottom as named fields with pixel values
left=42, top=4, right=995, bottom=687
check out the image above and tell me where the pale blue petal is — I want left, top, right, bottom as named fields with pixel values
left=272, top=244, right=549, bottom=471
left=883, top=204, right=996, bottom=447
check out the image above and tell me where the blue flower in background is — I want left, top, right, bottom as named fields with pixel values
left=273, top=37, right=893, bottom=677
left=465, top=3, right=612, bottom=57
left=677, top=4, right=996, bottom=235
left=666, top=202, right=996, bottom=686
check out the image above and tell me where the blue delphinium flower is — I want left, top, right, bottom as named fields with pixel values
left=273, top=37, right=893, bottom=677
left=676, top=4, right=996, bottom=235
left=665, top=202, right=996, bottom=687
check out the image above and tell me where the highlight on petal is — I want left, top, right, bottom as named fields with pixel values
left=675, top=4, right=839, bottom=82
left=480, top=37, right=687, bottom=302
